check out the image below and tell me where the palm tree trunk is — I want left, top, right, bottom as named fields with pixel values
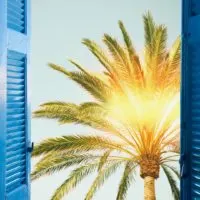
left=144, top=176, right=156, bottom=200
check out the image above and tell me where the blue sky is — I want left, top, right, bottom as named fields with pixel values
left=31, top=1, right=181, bottom=199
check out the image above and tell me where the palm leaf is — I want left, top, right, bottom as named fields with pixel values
left=167, top=36, right=181, bottom=70
left=82, top=38, right=114, bottom=74
left=103, top=34, right=130, bottom=76
left=85, top=161, right=121, bottom=200
left=32, top=135, right=132, bottom=157
left=51, top=163, right=99, bottom=200
left=164, top=164, right=180, bottom=179
left=34, top=102, right=125, bottom=138
left=68, top=59, right=90, bottom=75
left=162, top=165, right=180, bottom=200
left=152, top=25, right=167, bottom=66
left=118, top=20, right=136, bottom=58
left=49, top=63, right=111, bottom=102
left=116, top=162, right=136, bottom=200
left=98, top=150, right=111, bottom=171
left=118, top=21, right=144, bottom=86
left=31, top=153, right=97, bottom=181
left=33, top=102, right=78, bottom=121
left=143, top=11, right=155, bottom=51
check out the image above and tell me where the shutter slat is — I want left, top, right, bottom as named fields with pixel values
left=8, top=2, right=24, bottom=13
left=6, top=166, right=26, bottom=178
left=7, top=96, right=25, bottom=103
left=7, top=124, right=25, bottom=134
left=7, top=78, right=25, bottom=84
left=7, top=108, right=25, bottom=114
left=6, top=154, right=26, bottom=164
left=5, top=50, right=27, bottom=194
left=0, top=0, right=30, bottom=198
left=9, top=0, right=24, bottom=7
left=7, top=71, right=24, bottom=79
left=7, top=58, right=25, bottom=67
left=7, top=84, right=25, bottom=91
left=6, top=172, right=26, bottom=186
left=7, top=119, right=25, bottom=127
left=7, top=90, right=25, bottom=96
left=7, top=102, right=25, bottom=109
left=6, top=148, right=25, bottom=158
left=8, top=66, right=25, bottom=73
left=7, top=0, right=25, bottom=33
left=6, top=142, right=26, bottom=152
left=7, top=113, right=25, bottom=121
left=6, top=177, right=26, bottom=192
left=6, top=160, right=26, bottom=172
left=8, top=15, right=24, bottom=26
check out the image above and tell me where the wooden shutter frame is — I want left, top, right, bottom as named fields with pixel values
left=0, top=0, right=7, bottom=198
left=181, top=0, right=192, bottom=199
left=181, top=0, right=200, bottom=199
left=0, top=0, right=31, bottom=199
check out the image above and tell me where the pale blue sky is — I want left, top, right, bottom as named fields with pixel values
left=31, top=1, right=181, bottom=199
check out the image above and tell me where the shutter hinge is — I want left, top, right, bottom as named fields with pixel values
left=27, top=142, right=34, bottom=153
left=182, top=121, right=186, bottom=129
left=180, top=153, right=187, bottom=178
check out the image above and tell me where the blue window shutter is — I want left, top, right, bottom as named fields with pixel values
left=181, top=0, right=200, bottom=199
left=0, top=0, right=31, bottom=199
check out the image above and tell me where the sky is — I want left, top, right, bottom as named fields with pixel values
left=31, top=1, right=181, bottom=199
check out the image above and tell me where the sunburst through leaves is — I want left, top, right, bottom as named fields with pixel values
left=32, top=12, right=180, bottom=200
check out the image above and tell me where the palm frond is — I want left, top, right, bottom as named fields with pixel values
left=167, top=36, right=181, bottom=71
left=98, top=150, right=111, bottom=171
left=33, top=102, right=78, bottom=121
left=82, top=38, right=114, bottom=74
left=32, top=135, right=133, bottom=157
left=34, top=101, right=128, bottom=140
left=68, top=59, right=89, bottom=75
left=152, top=25, right=167, bottom=66
left=103, top=34, right=130, bottom=75
left=116, top=161, right=136, bottom=200
left=118, top=20, right=136, bottom=57
left=163, top=164, right=180, bottom=179
left=143, top=11, right=155, bottom=51
left=79, top=102, right=106, bottom=115
left=32, top=12, right=180, bottom=200
left=162, top=165, right=180, bottom=200
left=49, top=63, right=111, bottom=102
left=51, top=163, right=99, bottom=200
left=31, top=153, right=97, bottom=181
left=85, top=161, right=122, bottom=200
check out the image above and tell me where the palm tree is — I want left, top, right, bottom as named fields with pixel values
left=32, top=12, right=180, bottom=200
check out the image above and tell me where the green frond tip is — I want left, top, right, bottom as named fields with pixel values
left=164, top=164, right=180, bottom=179
left=167, top=36, right=181, bottom=69
left=118, top=20, right=136, bottom=57
left=103, top=34, right=125, bottom=61
left=98, top=150, right=111, bottom=171
left=116, top=162, right=136, bottom=200
left=51, top=163, right=99, bottom=200
left=40, top=101, right=73, bottom=107
left=103, top=33, right=129, bottom=74
left=162, top=165, right=180, bottom=200
left=32, top=102, right=78, bottom=122
left=48, top=63, right=71, bottom=76
left=85, top=161, right=121, bottom=200
left=82, top=38, right=113, bottom=74
left=143, top=11, right=155, bottom=49
left=32, top=135, right=130, bottom=157
left=48, top=62, right=111, bottom=102
left=31, top=153, right=99, bottom=181
left=152, top=24, right=167, bottom=63
left=68, top=59, right=89, bottom=75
